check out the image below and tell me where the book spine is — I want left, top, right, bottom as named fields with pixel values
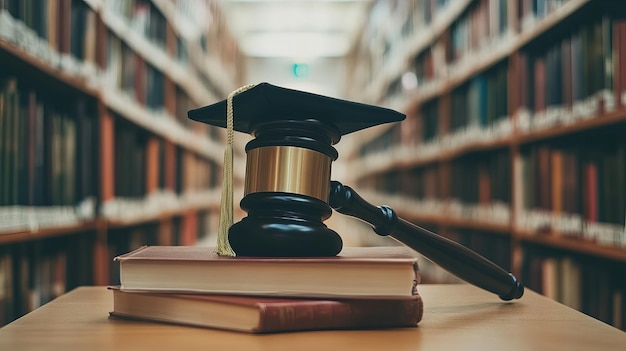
left=255, top=296, right=423, bottom=333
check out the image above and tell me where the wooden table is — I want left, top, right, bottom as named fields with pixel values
left=0, top=284, right=624, bottom=350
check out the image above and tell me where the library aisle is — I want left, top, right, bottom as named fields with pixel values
left=1, top=0, right=626, bottom=334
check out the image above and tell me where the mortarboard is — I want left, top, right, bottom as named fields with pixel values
left=188, top=82, right=406, bottom=139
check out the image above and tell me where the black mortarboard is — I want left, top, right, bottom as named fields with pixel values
left=188, top=82, right=405, bottom=139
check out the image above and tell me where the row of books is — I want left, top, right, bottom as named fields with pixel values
left=101, top=86, right=225, bottom=166
left=353, top=188, right=511, bottom=228
left=0, top=75, right=221, bottom=233
left=0, top=2, right=98, bottom=83
left=450, top=0, right=511, bottom=64
left=358, top=123, right=400, bottom=158
left=450, top=61, right=509, bottom=132
left=522, top=246, right=626, bottom=331
left=518, top=13, right=621, bottom=127
left=520, top=137, right=626, bottom=226
left=354, top=117, right=515, bottom=180
left=357, top=149, right=510, bottom=206
left=450, top=150, right=511, bottom=206
left=357, top=166, right=442, bottom=205
left=357, top=118, right=513, bottom=180
left=516, top=19, right=626, bottom=134
left=0, top=232, right=95, bottom=326
left=421, top=99, right=439, bottom=143
left=109, top=245, right=424, bottom=333
left=105, top=31, right=166, bottom=112
left=1, top=0, right=94, bottom=54
left=416, top=0, right=455, bottom=28
left=367, top=60, right=509, bottom=164
left=516, top=137, right=626, bottom=247
left=411, top=47, right=437, bottom=94
left=102, top=117, right=222, bottom=221
left=106, top=0, right=167, bottom=49
left=107, top=112, right=214, bottom=192
left=519, top=0, right=573, bottom=32
left=173, top=83, right=221, bottom=140
left=114, top=120, right=149, bottom=199
left=0, top=75, right=97, bottom=214
left=178, top=149, right=221, bottom=193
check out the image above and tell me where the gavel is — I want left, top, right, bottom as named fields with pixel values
left=188, top=83, right=524, bottom=301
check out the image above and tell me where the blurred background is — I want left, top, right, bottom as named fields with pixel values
left=0, top=0, right=625, bottom=330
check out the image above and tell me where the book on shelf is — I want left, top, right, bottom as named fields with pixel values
left=518, top=138, right=626, bottom=247
left=114, top=245, right=419, bottom=299
left=0, top=75, right=97, bottom=232
left=109, top=286, right=423, bottom=334
left=522, top=248, right=626, bottom=330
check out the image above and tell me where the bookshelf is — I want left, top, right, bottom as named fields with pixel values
left=344, top=0, right=626, bottom=330
left=0, top=0, right=242, bottom=326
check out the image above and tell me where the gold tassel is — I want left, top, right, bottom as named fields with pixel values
left=215, top=84, right=257, bottom=257
left=215, top=143, right=236, bottom=257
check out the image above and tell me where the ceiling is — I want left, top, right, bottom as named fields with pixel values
left=220, top=0, right=373, bottom=59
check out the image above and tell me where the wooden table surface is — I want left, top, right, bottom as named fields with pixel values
left=0, top=284, right=624, bottom=350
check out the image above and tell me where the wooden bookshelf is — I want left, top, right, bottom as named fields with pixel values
left=0, top=40, right=98, bottom=96
left=0, top=220, right=102, bottom=245
left=515, top=107, right=626, bottom=143
left=345, top=0, right=626, bottom=330
left=517, top=230, right=626, bottom=262
left=0, top=0, right=241, bottom=326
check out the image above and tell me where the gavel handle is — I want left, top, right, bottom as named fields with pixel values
left=329, top=181, right=524, bottom=301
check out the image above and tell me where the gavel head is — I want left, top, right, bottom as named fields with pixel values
left=188, top=83, right=405, bottom=257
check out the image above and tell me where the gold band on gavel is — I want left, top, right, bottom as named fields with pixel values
left=244, top=146, right=332, bottom=202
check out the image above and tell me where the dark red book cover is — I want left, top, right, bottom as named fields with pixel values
left=109, top=287, right=423, bottom=333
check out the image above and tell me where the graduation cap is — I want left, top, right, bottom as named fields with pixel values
left=188, top=83, right=404, bottom=258
left=188, top=82, right=405, bottom=138
left=189, top=83, right=524, bottom=301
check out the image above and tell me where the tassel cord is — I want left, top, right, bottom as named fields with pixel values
left=214, top=84, right=257, bottom=256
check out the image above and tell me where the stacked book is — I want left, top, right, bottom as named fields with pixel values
left=109, top=245, right=423, bottom=333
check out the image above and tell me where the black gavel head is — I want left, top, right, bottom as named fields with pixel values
left=188, top=83, right=405, bottom=257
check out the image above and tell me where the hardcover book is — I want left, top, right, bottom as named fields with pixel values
left=109, top=287, right=423, bottom=333
left=114, top=246, right=420, bottom=299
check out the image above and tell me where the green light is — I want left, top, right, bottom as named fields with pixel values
left=292, top=63, right=310, bottom=78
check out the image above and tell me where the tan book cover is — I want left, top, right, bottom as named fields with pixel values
left=115, top=246, right=420, bottom=299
